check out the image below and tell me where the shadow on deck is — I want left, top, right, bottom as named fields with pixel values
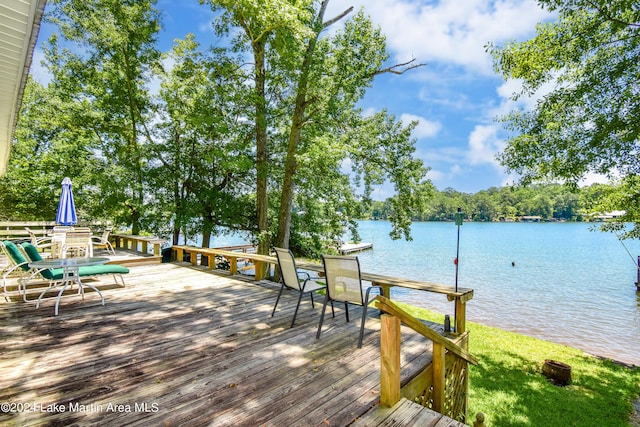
left=0, top=262, right=464, bottom=426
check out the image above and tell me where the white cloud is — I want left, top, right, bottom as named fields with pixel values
left=400, top=113, right=441, bottom=139
left=329, top=0, right=551, bottom=74
left=492, top=77, right=557, bottom=119
left=426, top=169, right=445, bottom=182
left=579, top=172, right=618, bottom=187
left=467, top=124, right=504, bottom=167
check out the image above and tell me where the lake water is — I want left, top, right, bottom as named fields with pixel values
left=207, top=221, right=640, bottom=366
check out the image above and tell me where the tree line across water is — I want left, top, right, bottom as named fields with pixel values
left=363, top=182, right=624, bottom=223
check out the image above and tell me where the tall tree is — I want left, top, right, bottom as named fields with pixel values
left=0, top=78, right=99, bottom=220
left=488, top=0, right=640, bottom=236
left=203, top=0, right=429, bottom=255
left=200, top=0, right=313, bottom=255
left=151, top=35, right=254, bottom=247
left=273, top=4, right=426, bottom=248
left=45, top=0, right=161, bottom=234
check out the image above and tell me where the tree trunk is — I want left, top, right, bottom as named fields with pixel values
left=275, top=0, right=330, bottom=249
left=254, top=39, right=270, bottom=259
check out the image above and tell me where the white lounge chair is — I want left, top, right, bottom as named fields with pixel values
left=91, top=227, right=115, bottom=255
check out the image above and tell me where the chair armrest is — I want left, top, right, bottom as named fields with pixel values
left=2, top=262, right=29, bottom=278
left=296, top=270, right=311, bottom=281
left=35, top=236, right=53, bottom=247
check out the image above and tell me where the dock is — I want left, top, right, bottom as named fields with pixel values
left=0, top=261, right=466, bottom=426
left=339, top=242, right=373, bottom=255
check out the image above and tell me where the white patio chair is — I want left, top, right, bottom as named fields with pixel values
left=1, top=240, right=61, bottom=301
left=91, top=227, right=115, bottom=255
left=24, top=227, right=53, bottom=252
left=61, top=230, right=93, bottom=258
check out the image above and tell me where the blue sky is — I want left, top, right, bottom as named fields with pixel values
left=33, top=0, right=564, bottom=194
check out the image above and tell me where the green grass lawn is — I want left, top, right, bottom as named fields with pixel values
left=397, top=303, right=640, bottom=426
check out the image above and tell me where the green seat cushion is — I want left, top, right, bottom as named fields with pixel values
left=78, top=264, right=129, bottom=276
left=3, top=240, right=30, bottom=271
left=21, top=242, right=44, bottom=262
left=42, top=268, right=65, bottom=281
left=20, top=242, right=65, bottom=280
left=17, top=242, right=128, bottom=280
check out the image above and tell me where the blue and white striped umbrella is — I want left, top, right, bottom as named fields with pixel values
left=56, top=177, right=77, bottom=226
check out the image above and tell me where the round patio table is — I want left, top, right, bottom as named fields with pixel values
left=30, top=257, right=109, bottom=316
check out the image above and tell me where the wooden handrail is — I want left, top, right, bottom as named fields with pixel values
left=374, top=295, right=477, bottom=365
left=0, top=221, right=108, bottom=239
left=374, top=295, right=477, bottom=422
left=171, top=244, right=473, bottom=332
left=112, top=234, right=165, bottom=256
left=171, top=245, right=277, bottom=280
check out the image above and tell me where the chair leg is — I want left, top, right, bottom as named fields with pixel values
left=358, top=286, right=379, bottom=348
left=114, top=274, right=126, bottom=287
left=290, top=290, right=305, bottom=328
left=309, top=291, right=315, bottom=308
left=2, top=276, right=9, bottom=302
left=316, top=292, right=330, bottom=340
left=344, top=301, right=350, bottom=322
left=271, top=283, right=285, bottom=317
left=358, top=301, right=371, bottom=348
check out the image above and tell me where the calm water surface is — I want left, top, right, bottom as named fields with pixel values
left=209, top=221, right=640, bottom=365
left=352, top=221, right=640, bottom=366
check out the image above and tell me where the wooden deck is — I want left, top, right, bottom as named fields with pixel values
left=0, top=262, right=448, bottom=426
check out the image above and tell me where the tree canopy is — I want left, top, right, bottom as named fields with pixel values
left=488, top=0, right=640, bottom=238
left=1, top=0, right=430, bottom=257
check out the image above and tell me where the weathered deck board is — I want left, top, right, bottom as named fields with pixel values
left=1, top=263, right=439, bottom=426
left=353, top=397, right=466, bottom=426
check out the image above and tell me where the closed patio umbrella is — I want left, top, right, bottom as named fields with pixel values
left=56, top=177, right=77, bottom=226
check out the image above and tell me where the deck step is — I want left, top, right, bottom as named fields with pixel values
left=353, top=397, right=466, bottom=426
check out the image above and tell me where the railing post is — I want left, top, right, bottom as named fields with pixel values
left=432, top=341, right=446, bottom=413
left=380, top=314, right=401, bottom=407
left=229, top=257, right=238, bottom=275
left=455, top=297, right=466, bottom=333
left=175, top=247, right=184, bottom=262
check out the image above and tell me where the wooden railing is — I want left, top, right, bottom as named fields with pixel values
left=374, top=295, right=478, bottom=423
left=170, top=244, right=474, bottom=334
left=111, top=234, right=166, bottom=256
left=0, top=221, right=105, bottom=240
left=171, top=245, right=275, bottom=280
left=170, top=244, right=479, bottom=422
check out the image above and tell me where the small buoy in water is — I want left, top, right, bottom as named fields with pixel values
left=512, top=261, right=515, bottom=267
left=453, top=258, right=458, bottom=265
